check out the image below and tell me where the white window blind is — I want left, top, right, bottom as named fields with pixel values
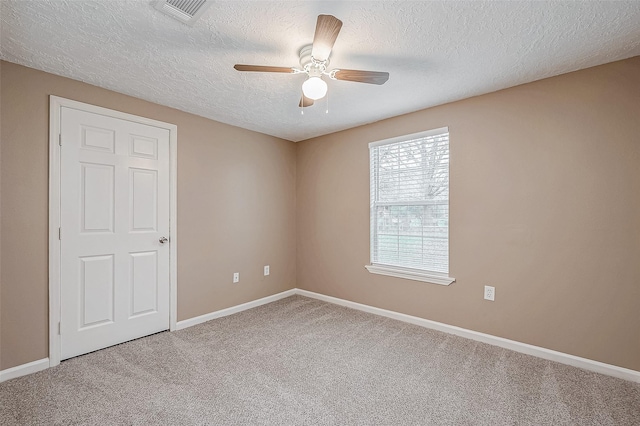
left=369, top=128, right=450, bottom=276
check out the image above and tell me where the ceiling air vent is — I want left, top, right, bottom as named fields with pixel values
left=153, top=0, right=212, bottom=26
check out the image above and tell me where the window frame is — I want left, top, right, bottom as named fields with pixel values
left=366, top=127, right=455, bottom=286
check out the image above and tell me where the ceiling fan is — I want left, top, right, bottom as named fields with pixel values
left=234, top=15, right=389, bottom=108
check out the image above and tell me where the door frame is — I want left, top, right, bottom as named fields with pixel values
left=48, top=96, right=178, bottom=367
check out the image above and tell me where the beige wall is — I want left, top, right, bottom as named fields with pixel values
left=296, top=57, right=640, bottom=371
left=2, top=57, right=639, bottom=373
left=0, top=61, right=297, bottom=370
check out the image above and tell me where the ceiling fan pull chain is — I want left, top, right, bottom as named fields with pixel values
left=326, top=89, right=329, bottom=114
left=301, top=87, right=304, bottom=115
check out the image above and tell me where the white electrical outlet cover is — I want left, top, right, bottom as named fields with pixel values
left=484, top=285, right=495, bottom=301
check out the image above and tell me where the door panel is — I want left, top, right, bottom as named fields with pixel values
left=130, top=135, right=158, bottom=159
left=81, top=163, right=114, bottom=233
left=130, top=168, right=157, bottom=232
left=81, top=125, right=115, bottom=152
left=79, top=255, right=114, bottom=328
left=130, top=251, right=158, bottom=317
left=60, top=106, right=170, bottom=360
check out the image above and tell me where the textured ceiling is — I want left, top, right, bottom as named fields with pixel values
left=2, top=1, right=639, bottom=142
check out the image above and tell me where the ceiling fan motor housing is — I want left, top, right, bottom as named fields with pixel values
left=299, top=44, right=329, bottom=70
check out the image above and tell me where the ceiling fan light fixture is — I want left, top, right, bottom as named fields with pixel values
left=302, top=76, right=328, bottom=100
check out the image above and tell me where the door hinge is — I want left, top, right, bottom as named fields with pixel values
left=58, top=227, right=61, bottom=240
left=58, top=134, right=62, bottom=146
left=58, top=322, right=61, bottom=335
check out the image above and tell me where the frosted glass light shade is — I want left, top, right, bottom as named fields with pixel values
left=302, top=76, right=328, bottom=100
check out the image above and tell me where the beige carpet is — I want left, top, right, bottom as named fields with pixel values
left=1, top=295, right=639, bottom=425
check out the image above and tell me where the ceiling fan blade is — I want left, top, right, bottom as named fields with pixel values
left=234, top=64, right=295, bottom=73
left=311, top=15, right=343, bottom=61
left=333, top=69, right=389, bottom=85
left=299, top=95, right=314, bottom=107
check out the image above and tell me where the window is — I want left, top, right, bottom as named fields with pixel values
left=366, top=127, right=454, bottom=285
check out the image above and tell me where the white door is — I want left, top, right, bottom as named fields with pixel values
left=60, top=106, right=170, bottom=360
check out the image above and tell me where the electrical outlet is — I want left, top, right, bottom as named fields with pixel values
left=264, top=265, right=270, bottom=276
left=484, top=285, right=495, bottom=301
left=233, top=272, right=239, bottom=283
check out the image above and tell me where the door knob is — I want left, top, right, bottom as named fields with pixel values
left=159, top=237, right=168, bottom=244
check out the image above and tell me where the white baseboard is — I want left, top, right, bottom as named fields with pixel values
left=294, top=289, right=640, bottom=383
left=4, top=288, right=638, bottom=384
left=1, top=290, right=296, bottom=382
left=0, top=358, right=50, bottom=383
left=175, top=289, right=297, bottom=330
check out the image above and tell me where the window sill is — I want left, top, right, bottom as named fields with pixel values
left=365, top=264, right=455, bottom=286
